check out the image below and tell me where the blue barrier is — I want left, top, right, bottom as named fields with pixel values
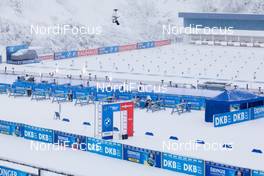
left=0, top=165, right=32, bottom=176
left=0, top=118, right=263, bottom=175
left=123, top=145, right=161, bottom=168
left=54, top=50, right=77, bottom=60
left=98, top=46, right=119, bottom=54
left=253, top=170, right=264, bottom=176
left=213, top=109, right=252, bottom=127
left=162, top=153, right=205, bottom=176
left=205, top=161, right=251, bottom=176
left=87, top=137, right=123, bottom=159
left=137, top=41, right=155, bottom=49
left=54, top=131, right=86, bottom=151
left=252, top=106, right=264, bottom=119
left=23, top=125, right=53, bottom=143
left=0, top=120, right=23, bottom=137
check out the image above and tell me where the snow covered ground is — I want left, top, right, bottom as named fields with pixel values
left=0, top=93, right=263, bottom=173
left=1, top=43, right=264, bottom=90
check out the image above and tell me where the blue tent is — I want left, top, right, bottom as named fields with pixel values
left=205, top=89, right=264, bottom=122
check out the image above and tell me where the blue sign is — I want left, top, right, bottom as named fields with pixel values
left=6, top=44, right=28, bottom=61
left=162, top=153, right=204, bottom=176
left=54, top=131, right=86, bottom=151
left=102, top=103, right=120, bottom=135
left=205, top=161, right=251, bottom=176
left=98, top=46, right=119, bottom=54
left=0, top=166, right=32, bottom=176
left=253, top=106, right=264, bottom=120
left=137, top=41, right=155, bottom=49
left=213, top=109, right=251, bottom=127
left=23, top=125, right=53, bottom=143
left=86, top=137, right=123, bottom=159
left=252, top=170, right=264, bottom=176
left=123, top=145, right=161, bottom=168
left=0, top=120, right=23, bottom=137
left=54, top=50, right=77, bottom=60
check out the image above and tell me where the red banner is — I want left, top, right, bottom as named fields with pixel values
left=120, top=102, right=134, bottom=137
left=78, top=48, right=98, bottom=57
left=154, top=40, right=171, bottom=47
left=119, top=44, right=137, bottom=52
left=38, top=54, right=54, bottom=61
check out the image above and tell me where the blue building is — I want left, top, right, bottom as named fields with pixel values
left=179, top=12, right=264, bottom=31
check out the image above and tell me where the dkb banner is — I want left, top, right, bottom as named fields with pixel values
left=86, top=137, right=123, bottom=159
left=0, top=120, right=23, bottom=137
left=23, top=125, right=53, bottom=143
left=123, top=145, right=161, bottom=168
left=102, top=103, right=120, bottom=139
left=0, top=165, right=33, bottom=176
left=54, top=131, right=87, bottom=151
left=162, top=153, right=204, bottom=176
left=213, top=109, right=251, bottom=127
left=252, top=106, right=264, bottom=119
left=205, top=161, right=251, bottom=176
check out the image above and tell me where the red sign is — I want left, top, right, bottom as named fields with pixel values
left=38, top=54, right=54, bottom=61
left=120, top=102, right=134, bottom=137
left=154, top=40, right=171, bottom=47
left=119, top=44, right=137, bottom=52
left=78, top=48, right=98, bottom=57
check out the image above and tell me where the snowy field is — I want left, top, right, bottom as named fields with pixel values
left=0, top=92, right=263, bottom=172
left=1, top=42, right=264, bottom=174
left=1, top=43, right=264, bottom=90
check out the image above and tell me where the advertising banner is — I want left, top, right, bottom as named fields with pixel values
left=86, top=137, right=123, bottom=159
left=213, top=109, right=251, bottom=127
left=98, top=46, right=119, bottom=54
left=0, top=166, right=33, bottom=176
left=252, top=170, right=264, bottom=176
left=119, top=44, right=137, bottom=52
left=137, top=41, right=155, bottom=49
left=120, top=102, right=134, bottom=137
left=54, top=50, right=78, bottom=60
left=162, top=153, right=204, bottom=176
left=23, top=125, right=53, bottom=143
left=252, top=106, right=264, bottom=120
left=154, top=40, right=171, bottom=47
left=102, top=103, right=120, bottom=134
left=78, top=48, right=98, bottom=57
left=205, top=161, right=251, bottom=176
left=123, top=145, right=161, bottom=168
left=0, top=120, right=23, bottom=137
left=6, top=44, right=28, bottom=61
left=54, top=131, right=86, bottom=151
left=38, top=54, right=54, bottom=61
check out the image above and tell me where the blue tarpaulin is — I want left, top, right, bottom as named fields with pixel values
left=205, top=89, right=264, bottom=122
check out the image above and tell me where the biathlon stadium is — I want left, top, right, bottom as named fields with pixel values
left=0, top=4, right=264, bottom=176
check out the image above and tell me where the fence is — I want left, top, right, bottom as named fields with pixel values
left=5, top=39, right=171, bottom=64
left=0, top=117, right=263, bottom=176
left=213, top=105, right=264, bottom=127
